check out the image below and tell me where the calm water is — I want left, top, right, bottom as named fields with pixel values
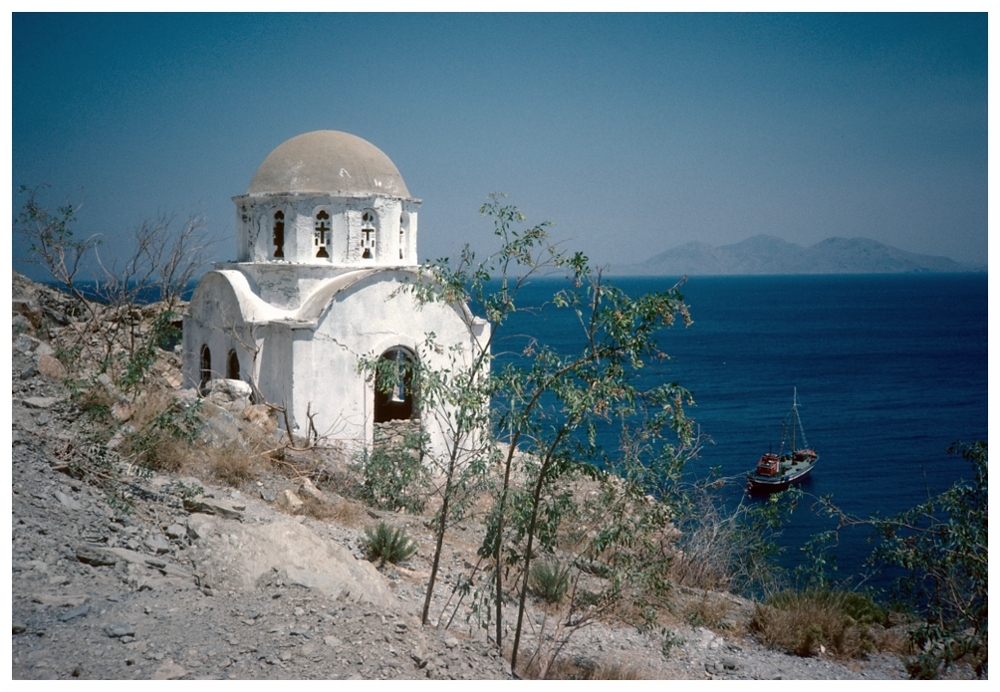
left=491, top=274, right=988, bottom=587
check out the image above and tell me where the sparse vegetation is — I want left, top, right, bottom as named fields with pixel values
left=359, top=194, right=696, bottom=678
left=660, top=628, right=687, bottom=658
left=14, top=187, right=985, bottom=680
left=528, top=559, right=571, bottom=604
left=363, top=521, right=418, bottom=567
left=749, top=589, right=891, bottom=659
left=353, top=431, right=431, bottom=513
left=811, top=441, right=988, bottom=678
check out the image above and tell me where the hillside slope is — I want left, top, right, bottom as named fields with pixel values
left=614, top=235, right=984, bottom=275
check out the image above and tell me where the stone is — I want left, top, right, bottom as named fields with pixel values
left=299, top=478, right=325, bottom=501
left=58, top=604, right=91, bottom=622
left=195, top=400, right=246, bottom=448
left=19, top=366, right=38, bottom=380
left=165, top=523, right=186, bottom=539
left=184, top=513, right=396, bottom=608
left=277, top=489, right=304, bottom=513
left=144, top=534, right=173, bottom=554
left=22, top=396, right=60, bottom=409
left=36, top=354, right=67, bottom=380
left=105, top=622, right=136, bottom=638
left=53, top=491, right=82, bottom=510
left=13, top=333, right=40, bottom=353
left=183, top=497, right=245, bottom=521
left=32, top=593, right=88, bottom=607
left=204, top=378, right=253, bottom=405
left=152, top=659, right=188, bottom=680
left=76, top=545, right=119, bottom=566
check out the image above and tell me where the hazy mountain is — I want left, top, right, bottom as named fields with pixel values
left=612, top=235, right=985, bottom=275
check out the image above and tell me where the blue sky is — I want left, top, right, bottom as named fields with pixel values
left=11, top=12, right=989, bottom=279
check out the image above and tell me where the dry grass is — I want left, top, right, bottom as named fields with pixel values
left=519, top=654, right=650, bottom=680
left=586, top=662, right=650, bottom=680
left=208, top=444, right=261, bottom=486
left=679, top=589, right=736, bottom=631
left=328, top=497, right=368, bottom=526
left=748, top=590, right=892, bottom=659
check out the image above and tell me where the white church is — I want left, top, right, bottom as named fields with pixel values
left=182, top=130, right=490, bottom=456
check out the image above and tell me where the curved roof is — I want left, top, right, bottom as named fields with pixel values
left=247, top=130, right=411, bottom=198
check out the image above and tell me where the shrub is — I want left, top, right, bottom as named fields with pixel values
left=363, top=521, right=417, bottom=566
left=124, top=397, right=202, bottom=473
left=354, top=432, right=430, bottom=513
left=208, top=444, right=259, bottom=486
left=660, top=628, right=687, bottom=658
left=749, top=589, right=886, bottom=659
left=529, top=560, right=571, bottom=604
left=811, top=441, right=987, bottom=678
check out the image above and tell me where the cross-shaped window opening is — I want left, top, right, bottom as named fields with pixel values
left=361, top=210, right=376, bottom=260
left=315, top=210, right=330, bottom=258
left=273, top=211, right=285, bottom=258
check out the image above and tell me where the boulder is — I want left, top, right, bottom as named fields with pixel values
left=185, top=513, right=396, bottom=609
left=204, top=378, right=253, bottom=405
left=36, top=354, right=67, bottom=380
left=277, top=489, right=304, bottom=513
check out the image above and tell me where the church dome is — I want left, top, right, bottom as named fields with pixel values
left=247, top=130, right=411, bottom=198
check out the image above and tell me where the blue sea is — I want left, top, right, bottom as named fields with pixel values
left=491, top=274, right=988, bottom=589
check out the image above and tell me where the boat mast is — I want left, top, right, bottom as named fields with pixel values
left=790, top=388, right=797, bottom=452
left=790, top=387, right=809, bottom=451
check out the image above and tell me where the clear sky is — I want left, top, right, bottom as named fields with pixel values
left=11, top=11, right=989, bottom=279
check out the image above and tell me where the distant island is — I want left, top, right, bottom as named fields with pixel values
left=611, top=235, right=986, bottom=276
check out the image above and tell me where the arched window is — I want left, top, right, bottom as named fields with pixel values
left=314, top=209, right=330, bottom=258
left=361, top=210, right=376, bottom=260
left=199, top=345, right=212, bottom=390
left=273, top=210, right=285, bottom=258
left=227, top=350, right=240, bottom=380
left=374, top=347, right=416, bottom=423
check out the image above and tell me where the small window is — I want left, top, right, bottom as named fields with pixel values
left=361, top=210, right=376, bottom=260
left=399, top=215, right=405, bottom=260
left=315, top=210, right=330, bottom=258
left=273, top=210, right=285, bottom=258
left=227, top=350, right=240, bottom=380
left=199, top=345, right=212, bottom=390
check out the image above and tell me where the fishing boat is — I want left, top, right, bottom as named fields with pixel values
left=747, top=388, right=818, bottom=493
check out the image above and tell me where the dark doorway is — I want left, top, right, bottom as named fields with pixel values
left=374, top=347, right=415, bottom=423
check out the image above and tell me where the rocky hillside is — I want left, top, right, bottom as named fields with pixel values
left=614, top=235, right=985, bottom=275
left=12, top=274, right=930, bottom=680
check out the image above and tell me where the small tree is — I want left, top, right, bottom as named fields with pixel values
left=361, top=194, right=698, bottom=677
left=814, top=441, right=987, bottom=678
left=15, top=185, right=211, bottom=394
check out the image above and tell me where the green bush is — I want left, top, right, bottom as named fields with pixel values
left=363, top=521, right=417, bottom=566
left=354, top=432, right=430, bottom=513
left=660, top=628, right=687, bottom=658
left=529, top=560, right=571, bottom=604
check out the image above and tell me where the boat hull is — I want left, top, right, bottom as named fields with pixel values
left=747, top=456, right=817, bottom=494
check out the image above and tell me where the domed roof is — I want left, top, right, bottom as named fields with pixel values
left=247, top=131, right=411, bottom=198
